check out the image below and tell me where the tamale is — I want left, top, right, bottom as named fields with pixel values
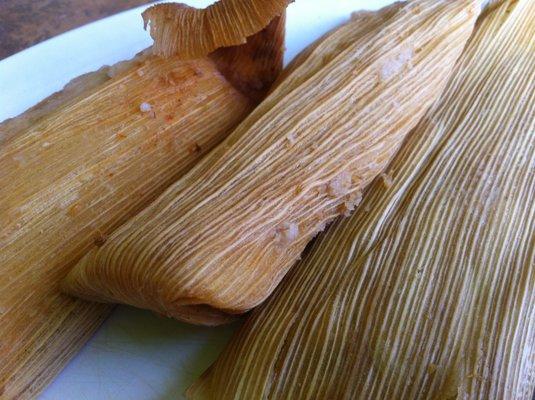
left=0, top=18, right=285, bottom=400
left=188, top=1, right=535, bottom=399
left=63, top=0, right=480, bottom=325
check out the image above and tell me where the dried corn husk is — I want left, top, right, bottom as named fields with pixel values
left=0, top=20, right=285, bottom=399
left=143, top=0, right=289, bottom=58
left=188, top=1, right=535, bottom=399
left=63, top=0, right=480, bottom=326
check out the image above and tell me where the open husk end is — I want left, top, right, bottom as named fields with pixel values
left=143, top=0, right=289, bottom=58
left=188, top=0, right=535, bottom=398
left=63, top=0, right=480, bottom=325
left=0, top=15, right=285, bottom=400
left=211, top=14, right=286, bottom=102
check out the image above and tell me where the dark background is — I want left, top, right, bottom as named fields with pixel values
left=0, top=0, right=151, bottom=59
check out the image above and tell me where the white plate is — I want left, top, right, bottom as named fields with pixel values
left=0, top=1, right=394, bottom=399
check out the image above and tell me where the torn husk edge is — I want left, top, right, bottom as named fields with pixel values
left=142, top=0, right=289, bottom=58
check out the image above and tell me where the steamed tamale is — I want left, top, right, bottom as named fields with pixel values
left=188, top=1, right=535, bottom=399
left=0, top=18, right=284, bottom=400
left=63, top=0, right=480, bottom=325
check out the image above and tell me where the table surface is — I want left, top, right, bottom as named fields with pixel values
left=0, top=0, right=152, bottom=60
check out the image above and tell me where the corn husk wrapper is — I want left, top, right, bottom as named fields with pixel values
left=63, top=0, right=480, bottom=326
left=188, top=1, right=535, bottom=398
left=0, top=19, right=285, bottom=400
left=143, top=0, right=289, bottom=58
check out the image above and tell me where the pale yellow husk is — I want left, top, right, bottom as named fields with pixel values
left=0, top=20, right=285, bottom=398
left=188, top=0, right=535, bottom=398
left=63, top=0, right=480, bottom=326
